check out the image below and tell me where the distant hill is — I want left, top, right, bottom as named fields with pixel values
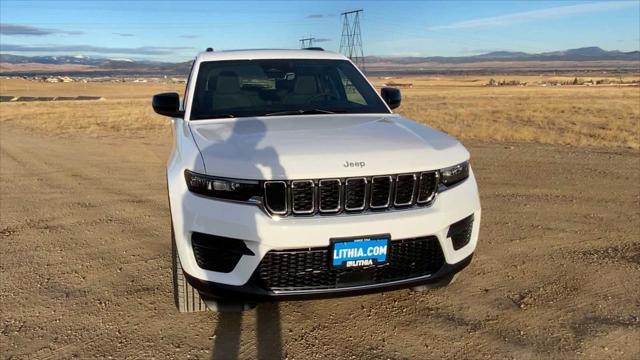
left=1, top=47, right=638, bottom=76
left=0, top=54, right=109, bottom=66
left=365, top=47, right=640, bottom=64
left=0, top=53, right=193, bottom=76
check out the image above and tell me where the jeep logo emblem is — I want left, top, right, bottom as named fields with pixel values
left=343, top=161, right=365, bottom=168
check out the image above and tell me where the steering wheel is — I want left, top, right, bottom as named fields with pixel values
left=306, top=93, right=339, bottom=103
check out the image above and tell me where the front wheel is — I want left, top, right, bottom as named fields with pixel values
left=172, top=228, right=208, bottom=313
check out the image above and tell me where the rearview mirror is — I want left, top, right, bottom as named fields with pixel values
left=152, top=92, right=184, bottom=118
left=381, top=87, right=401, bottom=109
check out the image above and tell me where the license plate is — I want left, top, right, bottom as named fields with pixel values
left=330, top=234, right=390, bottom=269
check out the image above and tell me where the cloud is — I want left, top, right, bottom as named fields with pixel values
left=0, top=23, right=84, bottom=36
left=0, top=43, right=194, bottom=55
left=306, top=14, right=336, bottom=19
left=113, top=32, right=134, bottom=37
left=430, top=1, right=638, bottom=30
left=179, top=35, right=199, bottom=39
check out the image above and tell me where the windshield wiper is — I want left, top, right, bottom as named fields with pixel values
left=265, top=109, right=336, bottom=116
left=210, top=114, right=236, bottom=119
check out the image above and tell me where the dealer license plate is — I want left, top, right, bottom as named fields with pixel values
left=330, top=234, right=390, bottom=269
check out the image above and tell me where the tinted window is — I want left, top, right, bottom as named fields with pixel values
left=190, top=59, right=389, bottom=120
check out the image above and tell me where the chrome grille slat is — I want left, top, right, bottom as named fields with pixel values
left=263, top=171, right=438, bottom=217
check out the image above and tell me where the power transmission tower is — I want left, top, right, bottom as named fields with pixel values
left=339, top=9, right=365, bottom=71
left=299, top=37, right=315, bottom=49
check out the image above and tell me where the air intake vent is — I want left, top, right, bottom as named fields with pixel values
left=252, top=236, right=445, bottom=291
left=345, top=178, right=367, bottom=211
left=417, top=172, right=438, bottom=204
left=370, top=176, right=392, bottom=208
left=264, top=181, right=287, bottom=215
left=395, top=174, right=416, bottom=206
left=291, top=180, right=314, bottom=214
left=191, top=232, right=254, bottom=273
left=448, top=214, right=474, bottom=250
left=318, top=179, right=341, bottom=213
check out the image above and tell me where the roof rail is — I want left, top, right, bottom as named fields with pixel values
left=303, top=47, right=324, bottom=51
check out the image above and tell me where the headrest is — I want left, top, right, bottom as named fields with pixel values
left=216, top=71, right=240, bottom=93
left=293, top=75, right=317, bottom=95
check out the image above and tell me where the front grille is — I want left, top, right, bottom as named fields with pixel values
left=252, top=236, right=445, bottom=291
left=263, top=171, right=438, bottom=216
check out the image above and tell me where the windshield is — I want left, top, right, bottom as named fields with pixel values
left=189, top=59, right=390, bottom=120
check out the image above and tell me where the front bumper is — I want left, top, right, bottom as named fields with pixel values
left=169, top=168, right=481, bottom=288
left=185, top=253, right=473, bottom=301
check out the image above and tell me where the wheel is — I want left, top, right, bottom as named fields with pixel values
left=172, top=228, right=208, bottom=313
left=411, top=273, right=459, bottom=292
left=172, top=228, right=256, bottom=313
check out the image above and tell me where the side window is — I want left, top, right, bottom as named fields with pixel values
left=337, top=68, right=366, bottom=105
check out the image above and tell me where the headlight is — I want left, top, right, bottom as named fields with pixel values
left=184, top=170, right=261, bottom=202
left=440, top=161, right=469, bottom=187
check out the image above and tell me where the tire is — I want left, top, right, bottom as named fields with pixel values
left=172, top=228, right=208, bottom=313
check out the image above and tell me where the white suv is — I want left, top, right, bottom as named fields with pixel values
left=152, top=49, right=481, bottom=312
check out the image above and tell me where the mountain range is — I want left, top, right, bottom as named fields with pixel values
left=0, top=47, right=638, bottom=76
left=365, top=47, right=639, bottom=64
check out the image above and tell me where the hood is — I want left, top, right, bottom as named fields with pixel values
left=188, top=114, right=469, bottom=180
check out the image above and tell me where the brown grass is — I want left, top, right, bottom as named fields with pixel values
left=1, top=76, right=639, bottom=148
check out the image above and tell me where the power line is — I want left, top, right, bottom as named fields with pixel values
left=339, top=9, right=365, bottom=71
left=299, top=37, right=315, bottom=49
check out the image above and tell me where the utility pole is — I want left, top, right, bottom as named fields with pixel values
left=339, top=9, right=365, bottom=71
left=299, top=37, right=315, bottom=49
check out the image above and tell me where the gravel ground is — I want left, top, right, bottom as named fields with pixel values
left=1, top=124, right=638, bottom=359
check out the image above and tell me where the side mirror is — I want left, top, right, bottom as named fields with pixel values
left=381, top=87, right=401, bottom=109
left=152, top=92, right=184, bottom=118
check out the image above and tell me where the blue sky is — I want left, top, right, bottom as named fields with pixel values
left=1, top=0, right=639, bottom=61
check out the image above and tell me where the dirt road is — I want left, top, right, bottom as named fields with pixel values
left=1, top=123, right=638, bottom=359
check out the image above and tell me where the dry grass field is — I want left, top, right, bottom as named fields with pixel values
left=1, top=76, right=639, bottom=148
left=1, top=75, right=639, bottom=359
left=370, top=75, right=640, bottom=149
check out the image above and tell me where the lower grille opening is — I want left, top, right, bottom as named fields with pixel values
left=448, top=215, right=474, bottom=250
left=191, top=232, right=254, bottom=273
left=252, top=236, right=445, bottom=291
